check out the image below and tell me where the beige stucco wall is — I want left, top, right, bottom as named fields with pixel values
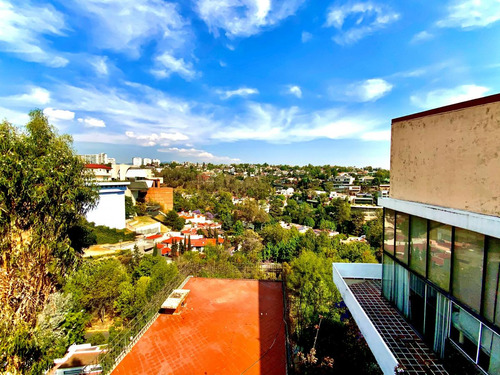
left=390, top=100, right=500, bottom=217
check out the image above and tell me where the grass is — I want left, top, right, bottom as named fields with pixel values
left=90, top=224, right=136, bottom=244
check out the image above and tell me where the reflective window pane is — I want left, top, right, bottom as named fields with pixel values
left=382, top=254, right=394, bottom=302
left=395, top=212, right=409, bottom=264
left=484, top=237, right=500, bottom=326
left=479, top=325, right=500, bottom=375
left=452, top=228, right=484, bottom=313
left=450, top=304, right=480, bottom=361
left=384, top=209, right=395, bottom=255
left=410, top=216, right=427, bottom=276
left=428, top=221, right=452, bottom=291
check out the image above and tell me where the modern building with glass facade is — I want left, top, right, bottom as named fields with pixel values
left=379, top=94, right=500, bottom=374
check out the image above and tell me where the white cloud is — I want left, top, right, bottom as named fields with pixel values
left=0, top=0, right=68, bottom=67
left=211, top=102, right=382, bottom=143
left=90, top=56, right=110, bottom=75
left=9, top=87, right=52, bottom=105
left=411, top=30, right=434, bottom=43
left=288, top=85, right=302, bottom=98
left=125, top=130, right=188, bottom=146
left=195, top=0, right=305, bottom=38
left=219, top=60, right=227, bottom=67
left=217, top=87, right=259, bottom=99
left=158, top=147, right=239, bottom=163
left=152, top=52, right=197, bottom=80
left=44, top=108, right=75, bottom=121
left=0, top=107, right=30, bottom=125
left=325, top=2, right=400, bottom=45
left=66, top=0, right=188, bottom=57
left=343, top=79, right=393, bottom=102
left=360, top=130, right=391, bottom=141
left=410, top=84, right=490, bottom=109
left=301, top=31, right=312, bottom=42
left=437, top=0, right=500, bottom=28
left=78, top=117, right=106, bottom=128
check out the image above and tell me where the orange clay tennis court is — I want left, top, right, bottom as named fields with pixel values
left=112, top=277, right=287, bottom=375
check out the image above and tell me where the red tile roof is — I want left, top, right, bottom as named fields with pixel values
left=85, top=163, right=112, bottom=170
left=112, top=278, right=286, bottom=375
left=162, top=236, right=184, bottom=244
left=146, top=234, right=163, bottom=240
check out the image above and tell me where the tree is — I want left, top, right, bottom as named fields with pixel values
left=330, top=198, right=351, bottom=233
left=232, top=220, right=244, bottom=236
left=125, top=196, right=136, bottom=219
left=269, top=197, right=284, bottom=218
left=304, top=217, right=315, bottom=228
left=163, top=210, right=186, bottom=231
left=0, top=111, right=98, bottom=373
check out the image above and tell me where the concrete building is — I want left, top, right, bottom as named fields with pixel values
left=86, top=182, right=130, bottom=229
left=132, top=157, right=142, bottom=167
left=152, top=158, right=161, bottom=166
left=143, top=157, right=152, bottom=165
left=332, top=94, right=500, bottom=374
left=84, top=163, right=112, bottom=181
left=80, top=153, right=108, bottom=165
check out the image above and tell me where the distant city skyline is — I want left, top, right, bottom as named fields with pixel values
left=1, top=1, right=499, bottom=168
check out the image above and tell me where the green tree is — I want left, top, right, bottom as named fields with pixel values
left=125, top=196, right=136, bottom=219
left=163, top=210, right=186, bottom=231
left=0, top=110, right=97, bottom=373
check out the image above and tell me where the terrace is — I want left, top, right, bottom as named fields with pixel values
left=332, top=263, right=449, bottom=375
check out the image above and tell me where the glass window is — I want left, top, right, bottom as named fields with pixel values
left=409, top=274, right=426, bottom=335
left=450, top=304, right=480, bottom=361
left=382, top=254, right=394, bottom=302
left=395, top=212, right=409, bottom=264
left=428, top=221, right=452, bottom=291
left=384, top=209, right=395, bottom=255
left=452, top=228, right=484, bottom=313
left=394, top=262, right=410, bottom=317
left=479, top=325, right=500, bottom=375
left=410, top=216, right=427, bottom=276
left=484, top=237, right=500, bottom=326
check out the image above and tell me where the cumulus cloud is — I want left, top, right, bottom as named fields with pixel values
left=342, top=79, right=393, bottom=102
left=152, top=52, right=197, bottom=80
left=410, top=84, right=490, bottom=109
left=288, top=85, right=302, bottom=98
left=217, top=87, right=259, bottom=99
left=194, top=0, right=306, bottom=38
left=0, top=0, right=68, bottom=67
left=301, top=31, right=312, bottom=42
left=44, top=108, right=75, bottom=121
left=157, top=147, right=240, bottom=163
left=325, top=2, right=400, bottom=45
left=9, top=87, right=52, bottom=105
left=78, top=117, right=106, bottom=128
left=437, top=0, right=500, bottom=28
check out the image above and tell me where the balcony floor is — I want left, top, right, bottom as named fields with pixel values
left=349, top=280, right=449, bottom=374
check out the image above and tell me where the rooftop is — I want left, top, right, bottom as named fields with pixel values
left=111, top=277, right=286, bottom=375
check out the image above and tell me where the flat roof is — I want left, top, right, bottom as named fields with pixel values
left=112, top=278, right=286, bottom=375
left=392, top=92, right=500, bottom=123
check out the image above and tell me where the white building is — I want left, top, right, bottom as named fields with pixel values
left=152, top=158, right=161, bottom=166
left=80, top=153, right=108, bottom=165
left=143, top=157, right=152, bottom=165
left=86, top=182, right=130, bottom=229
left=132, top=157, right=142, bottom=167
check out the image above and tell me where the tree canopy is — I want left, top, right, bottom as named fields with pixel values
left=0, top=110, right=97, bottom=372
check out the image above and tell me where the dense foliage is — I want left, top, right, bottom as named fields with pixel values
left=0, top=111, right=98, bottom=373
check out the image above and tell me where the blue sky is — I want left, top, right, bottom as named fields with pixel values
left=1, top=0, right=500, bottom=167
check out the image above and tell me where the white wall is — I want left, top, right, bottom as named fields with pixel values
left=86, top=187, right=127, bottom=229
